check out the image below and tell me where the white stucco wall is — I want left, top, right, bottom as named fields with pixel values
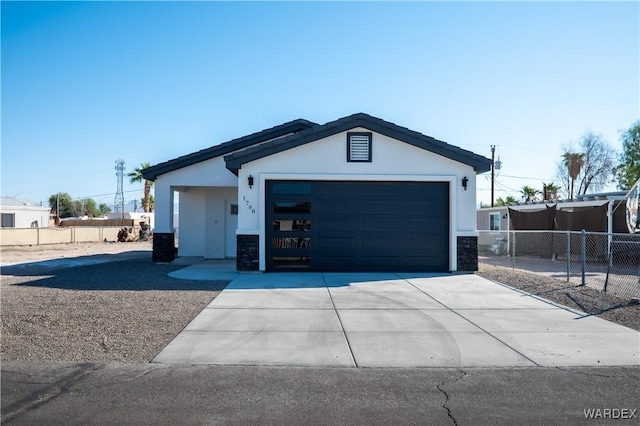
left=235, top=128, right=480, bottom=271
left=162, top=156, right=238, bottom=187
left=152, top=177, right=174, bottom=233
left=153, top=156, right=238, bottom=233
left=177, top=188, right=206, bottom=256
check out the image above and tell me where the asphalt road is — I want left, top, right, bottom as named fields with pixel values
left=2, top=361, right=639, bottom=425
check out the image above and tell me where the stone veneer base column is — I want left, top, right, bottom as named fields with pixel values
left=153, top=232, right=176, bottom=263
left=237, top=235, right=259, bottom=271
left=457, top=236, right=478, bottom=272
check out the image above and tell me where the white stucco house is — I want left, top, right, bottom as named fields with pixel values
left=143, top=113, right=492, bottom=272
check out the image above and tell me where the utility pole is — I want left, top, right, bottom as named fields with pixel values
left=491, top=145, right=495, bottom=207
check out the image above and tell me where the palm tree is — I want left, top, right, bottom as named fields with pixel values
left=542, top=182, right=560, bottom=201
left=128, top=162, right=153, bottom=213
left=505, top=195, right=519, bottom=205
left=143, top=194, right=155, bottom=213
left=495, top=195, right=519, bottom=206
left=521, top=185, right=540, bottom=203
left=562, top=152, right=584, bottom=200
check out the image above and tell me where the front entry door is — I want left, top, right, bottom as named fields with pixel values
left=226, top=201, right=238, bottom=258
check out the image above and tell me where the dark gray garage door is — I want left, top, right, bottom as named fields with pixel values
left=266, top=181, right=449, bottom=272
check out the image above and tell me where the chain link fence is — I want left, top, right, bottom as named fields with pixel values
left=478, top=230, right=640, bottom=300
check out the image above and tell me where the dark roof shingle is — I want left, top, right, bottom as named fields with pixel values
left=225, top=113, right=492, bottom=174
left=142, top=119, right=317, bottom=181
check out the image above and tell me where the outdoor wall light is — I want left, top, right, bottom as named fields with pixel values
left=462, top=176, right=468, bottom=190
left=248, top=175, right=254, bottom=189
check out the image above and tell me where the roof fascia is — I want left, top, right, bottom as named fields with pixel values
left=225, top=114, right=492, bottom=175
left=142, top=119, right=317, bottom=181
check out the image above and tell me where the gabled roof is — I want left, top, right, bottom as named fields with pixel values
left=225, top=113, right=492, bottom=175
left=0, top=197, right=49, bottom=209
left=142, top=118, right=317, bottom=181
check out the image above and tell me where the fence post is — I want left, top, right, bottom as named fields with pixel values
left=511, top=231, right=516, bottom=269
left=566, top=231, right=570, bottom=283
left=580, top=229, right=586, bottom=286
left=604, top=252, right=611, bottom=293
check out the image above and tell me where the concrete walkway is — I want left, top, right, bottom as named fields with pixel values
left=154, top=262, right=639, bottom=368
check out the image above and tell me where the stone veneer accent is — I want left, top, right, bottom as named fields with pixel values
left=237, top=234, right=259, bottom=271
left=153, top=232, right=176, bottom=263
left=457, top=236, right=478, bottom=272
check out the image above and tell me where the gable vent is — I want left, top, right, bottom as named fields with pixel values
left=347, top=132, right=372, bottom=162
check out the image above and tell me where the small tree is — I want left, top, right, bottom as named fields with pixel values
left=542, top=182, right=560, bottom=200
left=74, top=198, right=101, bottom=217
left=495, top=196, right=519, bottom=206
left=576, top=132, right=616, bottom=194
left=128, top=162, right=154, bottom=213
left=48, top=194, right=106, bottom=219
left=558, top=132, right=616, bottom=199
left=614, top=120, right=640, bottom=190
left=521, top=185, right=540, bottom=203
left=98, top=203, right=111, bottom=215
left=505, top=195, right=518, bottom=205
left=48, top=193, right=74, bottom=219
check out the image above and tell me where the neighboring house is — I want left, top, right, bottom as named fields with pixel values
left=143, top=113, right=492, bottom=272
left=477, top=191, right=629, bottom=250
left=0, top=197, right=51, bottom=228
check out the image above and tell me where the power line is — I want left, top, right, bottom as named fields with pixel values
left=72, top=189, right=143, bottom=200
left=498, top=174, right=563, bottom=182
left=487, top=179, right=525, bottom=195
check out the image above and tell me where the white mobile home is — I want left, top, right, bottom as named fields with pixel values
left=0, top=197, right=51, bottom=228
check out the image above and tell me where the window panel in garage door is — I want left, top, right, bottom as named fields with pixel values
left=268, top=182, right=313, bottom=269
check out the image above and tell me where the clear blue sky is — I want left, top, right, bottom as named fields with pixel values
left=2, top=1, right=638, bottom=209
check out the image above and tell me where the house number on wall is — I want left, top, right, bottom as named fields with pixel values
left=242, top=196, right=256, bottom=214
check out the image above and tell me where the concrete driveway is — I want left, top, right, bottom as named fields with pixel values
left=154, top=263, right=639, bottom=367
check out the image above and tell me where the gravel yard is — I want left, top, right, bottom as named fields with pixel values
left=1, top=242, right=228, bottom=363
left=1, top=242, right=638, bottom=364
left=0, top=241, right=154, bottom=267
left=478, top=263, right=640, bottom=331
